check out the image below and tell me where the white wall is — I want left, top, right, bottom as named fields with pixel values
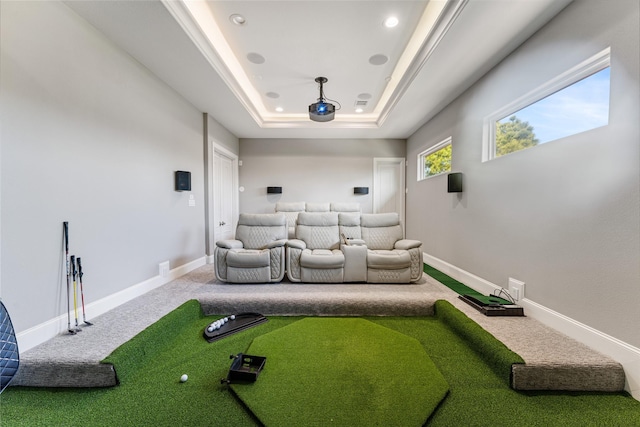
left=0, top=1, right=212, bottom=339
left=406, top=0, right=640, bottom=348
left=238, top=139, right=405, bottom=214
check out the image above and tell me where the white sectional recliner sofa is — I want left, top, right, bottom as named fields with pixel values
left=285, top=212, right=422, bottom=284
left=214, top=213, right=287, bottom=283
left=275, top=202, right=361, bottom=239
left=214, top=210, right=422, bottom=284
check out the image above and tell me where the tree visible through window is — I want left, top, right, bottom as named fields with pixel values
left=495, top=116, right=539, bottom=157
left=492, top=66, right=610, bottom=159
left=418, top=137, right=451, bottom=180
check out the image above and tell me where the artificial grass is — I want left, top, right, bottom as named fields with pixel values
left=101, top=299, right=205, bottom=383
left=434, top=300, right=524, bottom=384
left=233, top=317, right=449, bottom=426
left=1, top=300, right=639, bottom=426
left=423, top=263, right=478, bottom=296
left=423, top=264, right=512, bottom=305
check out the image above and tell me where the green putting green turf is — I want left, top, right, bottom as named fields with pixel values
left=233, top=317, right=449, bottom=426
left=1, top=299, right=639, bottom=426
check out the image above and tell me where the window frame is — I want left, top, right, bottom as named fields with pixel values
left=417, top=136, right=452, bottom=181
left=482, top=47, right=611, bottom=162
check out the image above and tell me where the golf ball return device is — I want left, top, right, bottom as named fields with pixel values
left=203, top=312, right=267, bottom=343
left=221, top=353, right=266, bottom=385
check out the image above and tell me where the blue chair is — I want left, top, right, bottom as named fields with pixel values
left=0, top=301, right=19, bottom=393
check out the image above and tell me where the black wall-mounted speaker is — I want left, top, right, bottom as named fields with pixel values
left=267, top=186, right=282, bottom=194
left=447, top=172, right=463, bottom=193
left=354, top=187, right=369, bottom=195
left=175, top=171, right=191, bottom=191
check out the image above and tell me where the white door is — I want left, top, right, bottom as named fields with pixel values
left=373, top=158, right=405, bottom=222
left=214, top=151, right=235, bottom=242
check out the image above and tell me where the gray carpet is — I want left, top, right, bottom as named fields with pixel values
left=13, top=264, right=625, bottom=392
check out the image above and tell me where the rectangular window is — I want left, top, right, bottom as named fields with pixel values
left=417, top=137, right=452, bottom=181
left=483, top=48, right=611, bottom=161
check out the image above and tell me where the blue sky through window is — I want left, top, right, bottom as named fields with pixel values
left=498, top=67, right=610, bottom=144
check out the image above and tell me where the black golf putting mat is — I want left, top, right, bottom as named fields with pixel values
left=230, top=317, right=449, bottom=427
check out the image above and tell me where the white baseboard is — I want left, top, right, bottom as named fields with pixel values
left=17, top=256, right=207, bottom=353
left=423, top=252, right=640, bottom=400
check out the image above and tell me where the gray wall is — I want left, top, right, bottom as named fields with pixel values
left=206, top=113, right=239, bottom=155
left=0, top=1, right=215, bottom=334
left=406, top=0, right=640, bottom=347
left=238, top=139, right=405, bottom=214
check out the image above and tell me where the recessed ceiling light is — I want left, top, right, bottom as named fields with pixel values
left=266, top=92, right=280, bottom=99
left=355, top=108, right=364, bottom=113
left=229, top=14, right=246, bottom=26
left=275, top=107, right=284, bottom=112
left=384, top=16, right=399, bottom=28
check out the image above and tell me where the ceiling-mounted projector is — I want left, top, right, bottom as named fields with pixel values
left=309, top=77, right=336, bottom=122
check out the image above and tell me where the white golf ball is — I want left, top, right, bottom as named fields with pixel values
left=207, top=326, right=214, bottom=332
left=180, top=374, right=188, bottom=383
left=230, top=315, right=236, bottom=320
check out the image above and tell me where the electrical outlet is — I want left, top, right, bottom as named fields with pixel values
left=159, top=261, right=170, bottom=278
left=508, top=278, right=525, bottom=302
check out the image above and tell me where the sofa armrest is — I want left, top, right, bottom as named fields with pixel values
left=394, top=239, right=422, bottom=250
left=341, top=244, right=367, bottom=282
left=286, top=239, right=307, bottom=250
left=216, top=239, right=244, bottom=249
left=264, top=239, right=288, bottom=249
left=345, top=238, right=366, bottom=246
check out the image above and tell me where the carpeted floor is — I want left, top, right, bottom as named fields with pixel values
left=13, top=263, right=625, bottom=392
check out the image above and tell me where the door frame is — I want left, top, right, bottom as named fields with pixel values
left=372, top=157, right=406, bottom=225
left=205, top=140, right=239, bottom=261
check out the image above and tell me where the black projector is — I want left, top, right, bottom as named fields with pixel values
left=309, top=101, right=335, bottom=122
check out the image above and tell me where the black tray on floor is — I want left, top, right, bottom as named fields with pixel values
left=459, top=295, right=524, bottom=316
left=221, top=353, right=266, bottom=384
left=203, top=312, right=267, bottom=342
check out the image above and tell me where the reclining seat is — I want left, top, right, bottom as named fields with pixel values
left=286, top=212, right=345, bottom=283
left=215, top=213, right=287, bottom=283
left=360, top=213, right=423, bottom=283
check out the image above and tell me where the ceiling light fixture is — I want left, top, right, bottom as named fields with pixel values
left=384, top=16, right=399, bottom=28
left=229, top=14, right=246, bottom=26
left=309, top=77, right=337, bottom=122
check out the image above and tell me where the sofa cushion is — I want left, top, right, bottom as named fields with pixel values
left=331, top=202, right=360, bottom=212
left=361, top=213, right=400, bottom=227
left=236, top=213, right=287, bottom=248
left=306, top=202, right=331, bottom=212
left=275, top=202, right=306, bottom=212
left=226, top=249, right=271, bottom=268
left=296, top=212, right=340, bottom=250
left=360, top=213, right=404, bottom=250
left=338, top=212, right=362, bottom=240
left=300, top=249, right=345, bottom=269
left=367, top=250, right=412, bottom=269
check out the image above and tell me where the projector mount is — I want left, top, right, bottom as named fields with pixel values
left=309, top=76, right=338, bottom=122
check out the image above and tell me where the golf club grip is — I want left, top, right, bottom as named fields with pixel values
left=63, top=221, right=69, bottom=252
left=77, top=257, right=83, bottom=278
left=71, top=255, right=76, bottom=277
